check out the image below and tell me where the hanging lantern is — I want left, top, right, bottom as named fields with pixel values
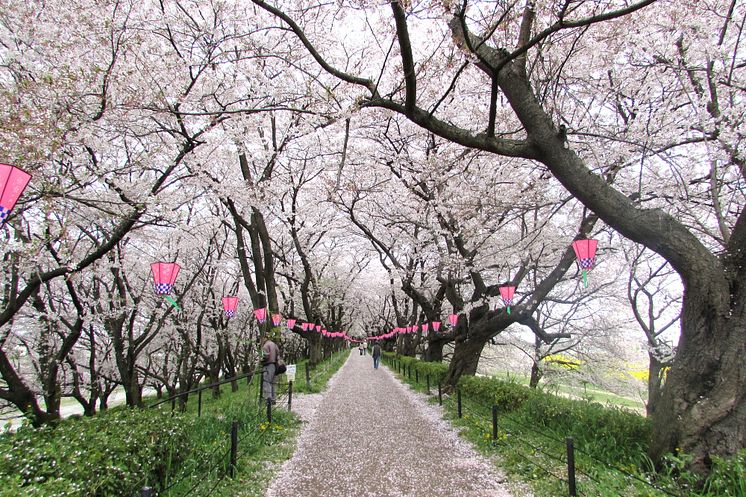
left=253, top=307, right=267, bottom=323
left=412, top=324, right=419, bottom=333
left=0, top=164, right=32, bottom=227
left=151, top=262, right=180, bottom=295
left=422, top=323, right=429, bottom=336
left=499, top=286, right=516, bottom=315
left=222, top=296, right=238, bottom=318
left=432, top=321, right=441, bottom=332
left=271, top=313, right=282, bottom=326
left=302, top=322, right=310, bottom=331
left=315, top=324, right=322, bottom=332
left=448, top=313, right=458, bottom=327
left=286, top=318, right=297, bottom=329
left=572, top=239, right=598, bottom=288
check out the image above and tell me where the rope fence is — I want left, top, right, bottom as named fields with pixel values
left=382, top=355, right=684, bottom=497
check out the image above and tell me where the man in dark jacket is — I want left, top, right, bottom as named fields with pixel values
left=372, top=343, right=381, bottom=369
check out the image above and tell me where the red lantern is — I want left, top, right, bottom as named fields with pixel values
left=271, top=313, right=281, bottom=326
left=432, top=321, right=441, bottom=332
left=572, top=239, right=598, bottom=287
left=448, top=314, right=458, bottom=327
left=222, top=296, right=238, bottom=318
left=151, top=262, right=180, bottom=295
left=286, top=318, right=296, bottom=329
left=0, top=164, right=32, bottom=226
left=253, top=308, right=267, bottom=323
left=499, top=286, right=516, bottom=315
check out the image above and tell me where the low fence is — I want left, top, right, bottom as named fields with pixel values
left=137, top=353, right=347, bottom=496
left=382, top=355, right=683, bottom=497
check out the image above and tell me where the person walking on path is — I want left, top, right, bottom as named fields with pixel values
left=372, top=343, right=381, bottom=369
left=261, top=335, right=280, bottom=403
left=358, top=341, right=364, bottom=355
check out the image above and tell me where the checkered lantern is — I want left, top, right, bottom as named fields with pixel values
left=222, top=296, right=238, bottom=318
left=448, top=313, right=458, bottom=327
left=0, top=164, right=32, bottom=226
left=499, top=285, right=516, bottom=314
left=572, top=239, right=598, bottom=287
left=151, top=262, right=180, bottom=295
left=253, top=307, right=267, bottom=323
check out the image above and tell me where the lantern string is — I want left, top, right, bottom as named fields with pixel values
left=582, top=269, right=588, bottom=288
left=507, top=306, right=511, bottom=315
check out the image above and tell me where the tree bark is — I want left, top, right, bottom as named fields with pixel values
left=529, top=361, right=543, bottom=389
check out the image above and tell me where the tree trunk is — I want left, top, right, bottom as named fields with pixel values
left=309, top=336, right=322, bottom=365
left=425, top=338, right=445, bottom=362
left=529, top=361, right=543, bottom=389
left=646, top=353, right=664, bottom=418
left=649, top=284, right=746, bottom=474
left=442, top=336, right=487, bottom=388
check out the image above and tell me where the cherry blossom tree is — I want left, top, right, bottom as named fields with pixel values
left=250, top=0, right=745, bottom=473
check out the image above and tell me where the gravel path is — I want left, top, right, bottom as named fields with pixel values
left=265, top=352, right=523, bottom=497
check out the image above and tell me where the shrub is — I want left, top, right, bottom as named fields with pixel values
left=0, top=408, right=194, bottom=497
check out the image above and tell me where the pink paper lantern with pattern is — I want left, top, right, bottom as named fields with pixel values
left=286, top=318, right=296, bottom=329
left=253, top=307, right=267, bottom=323
left=448, top=314, right=458, bottom=327
left=432, top=321, right=441, bottom=332
left=0, top=164, right=32, bottom=226
left=271, top=313, right=281, bottom=326
left=499, top=286, right=516, bottom=315
left=222, top=296, right=238, bottom=318
left=572, top=239, right=598, bottom=287
left=151, top=262, right=181, bottom=295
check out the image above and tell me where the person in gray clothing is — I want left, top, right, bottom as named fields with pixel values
left=372, top=343, right=381, bottom=369
left=262, top=335, right=280, bottom=402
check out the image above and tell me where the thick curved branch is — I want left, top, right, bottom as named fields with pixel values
left=390, top=1, right=416, bottom=115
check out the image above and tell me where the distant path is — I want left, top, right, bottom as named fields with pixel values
left=265, top=352, right=521, bottom=497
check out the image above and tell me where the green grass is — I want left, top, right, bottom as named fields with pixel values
left=383, top=354, right=746, bottom=497
left=0, top=350, right=350, bottom=497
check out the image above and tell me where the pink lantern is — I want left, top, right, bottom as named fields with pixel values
left=315, top=324, right=321, bottom=332
left=423, top=323, right=429, bottom=334
left=253, top=307, right=267, bottom=323
left=222, top=296, right=238, bottom=318
left=448, top=313, right=458, bottom=327
left=286, top=318, right=297, bottom=329
left=271, top=313, right=281, bottom=326
left=572, top=239, right=598, bottom=287
left=151, top=262, right=181, bottom=295
left=0, top=164, right=32, bottom=226
left=432, top=321, right=441, bottom=332
left=499, top=286, right=516, bottom=315
left=412, top=325, right=419, bottom=333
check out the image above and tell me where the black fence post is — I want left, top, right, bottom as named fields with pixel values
left=230, top=420, right=238, bottom=478
left=141, top=487, right=155, bottom=497
left=288, top=380, right=293, bottom=411
left=305, top=363, right=311, bottom=390
left=438, top=382, right=443, bottom=406
left=198, top=389, right=203, bottom=418
left=491, top=405, right=498, bottom=443
left=259, top=370, right=264, bottom=401
left=415, top=369, right=419, bottom=383
left=171, top=397, right=176, bottom=412
left=266, top=398, right=273, bottom=424
left=566, top=437, right=577, bottom=496
left=457, top=389, right=462, bottom=418
left=408, top=365, right=412, bottom=379
left=426, top=375, right=431, bottom=394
